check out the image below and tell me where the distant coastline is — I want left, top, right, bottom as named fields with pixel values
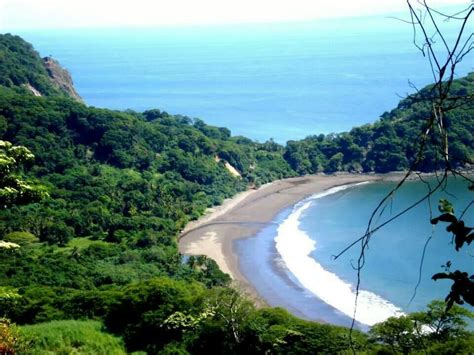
left=178, top=173, right=393, bottom=304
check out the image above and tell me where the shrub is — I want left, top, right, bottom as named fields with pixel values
left=20, top=320, right=126, bottom=354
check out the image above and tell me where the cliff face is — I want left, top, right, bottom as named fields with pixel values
left=43, top=57, right=82, bottom=102
left=0, top=34, right=82, bottom=101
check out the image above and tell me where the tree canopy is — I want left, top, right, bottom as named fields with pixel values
left=0, top=32, right=473, bottom=353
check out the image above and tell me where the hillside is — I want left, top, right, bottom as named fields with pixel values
left=0, top=33, right=81, bottom=100
left=284, top=73, right=473, bottom=174
left=0, top=34, right=473, bottom=353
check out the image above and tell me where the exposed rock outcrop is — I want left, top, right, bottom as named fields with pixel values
left=215, top=155, right=242, bottom=178
left=24, top=83, right=42, bottom=97
left=43, top=57, right=82, bottom=102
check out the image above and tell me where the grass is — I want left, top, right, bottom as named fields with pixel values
left=50, top=237, right=112, bottom=255
left=20, top=320, right=126, bottom=354
left=66, top=237, right=110, bottom=249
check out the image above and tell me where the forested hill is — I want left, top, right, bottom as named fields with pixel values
left=0, top=33, right=472, bottom=245
left=0, top=34, right=473, bottom=353
left=0, top=33, right=82, bottom=100
left=0, top=33, right=472, bottom=246
left=0, top=34, right=306, bottom=353
left=0, top=33, right=298, bottom=289
left=284, top=72, right=473, bottom=174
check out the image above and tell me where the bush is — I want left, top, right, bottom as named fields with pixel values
left=0, top=318, right=30, bottom=353
left=3, top=231, right=39, bottom=246
left=105, top=278, right=205, bottom=353
left=20, top=320, right=126, bottom=354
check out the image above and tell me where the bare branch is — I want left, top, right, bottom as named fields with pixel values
left=339, top=0, right=473, bottom=338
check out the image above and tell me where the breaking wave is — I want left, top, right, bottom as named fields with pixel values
left=274, top=183, right=404, bottom=326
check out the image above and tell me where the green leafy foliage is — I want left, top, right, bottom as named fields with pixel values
left=105, top=277, right=206, bottom=353
left=0, top=317, right=31, bottom=353
left=3, top=231, right=38, bottom=246
left=104, top=284, right=370, bottom=354
left=430, top=210, right=473, bottom=252
left=0, top=140, right=48, bottom=208
left=20, top=320, right=126, bottom=354
left=0, top=34, right=473, bottom=354
left=284, top=73, right=473, bottom=173
left=370, top=300, right=474, bottom=353
left=0, top=34, right=61, bottom=96
left=430, top=197, right=474, bottom=310
left=0, top=85, right=296, bottom=245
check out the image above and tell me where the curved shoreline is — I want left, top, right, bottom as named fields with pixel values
left=178, top=173, right=394, bottom=304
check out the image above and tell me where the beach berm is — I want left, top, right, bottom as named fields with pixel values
left=179, top=173, right=385, bottom=302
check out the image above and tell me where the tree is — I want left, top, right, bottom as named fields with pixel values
left=104, top=277, right=205, bottom=353
left=0, top=140, right=49, bottom=350
left=325, top=152, right=344, bottom=173
left=410, top=300, right=474, bottom=341
left=369, top=315, right=417, bottom=354
left=1, top=140, right=48, bottom=250
left=1, top=140, right=49, bottom=249
left=369, top=300, right=474, bottom=353
left=332, top=0, right=474, bottom=337
left=205, top=287, right=254, bottom=347
left=0, top=140, right=48, bottom=209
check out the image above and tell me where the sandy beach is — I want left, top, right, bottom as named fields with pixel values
left=178, top=173, right=387, bottom=303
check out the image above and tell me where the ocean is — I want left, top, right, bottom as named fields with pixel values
left=15, top=14, right=470, bottom=143
left=236, top=178, right=473, bottom=328
left=14, top=16, right=473, bottom=326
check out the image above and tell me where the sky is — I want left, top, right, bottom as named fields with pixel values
left=0, top=0, right=469, bottom=30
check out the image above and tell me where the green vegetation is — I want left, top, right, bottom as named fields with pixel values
left=284, top=73, right=473, bottom=174
left=0, top=34, right=472, bottom=353
left=0, top=140, right=48, bottom=208
left=0, top=33, right=62, bottom=96
left=369, top=301, right=474, bottom=354
left=20, top=320, right=126, bottom=354
left=0, top=317, right=30, bottom=353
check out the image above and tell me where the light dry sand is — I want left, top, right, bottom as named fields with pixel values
left=179, top=174, right=387, bottom=303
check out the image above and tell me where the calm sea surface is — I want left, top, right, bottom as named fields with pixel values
left=13, top=16, right=472, bottom=326
left=15, top=15, right=470, bottom=142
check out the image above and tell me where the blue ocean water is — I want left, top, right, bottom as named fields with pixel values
left=235, top=206, right=369, bottom=330
left=15, top=15, right=470, bottom=142
left=237, top=178, right=473, bottom=326
left=11, top=15, right=472, bottom=326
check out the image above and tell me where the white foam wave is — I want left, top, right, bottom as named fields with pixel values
left=274, top=182, right=404, bottom=326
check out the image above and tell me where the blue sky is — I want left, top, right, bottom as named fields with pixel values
left=0, top=0, right=468, bottom=30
